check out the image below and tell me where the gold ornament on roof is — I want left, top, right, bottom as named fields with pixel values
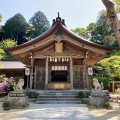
left=55, top=42, right=63, bottom=53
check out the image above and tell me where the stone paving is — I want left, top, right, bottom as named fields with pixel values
left=0, top=93, right=120, bottom=120
left=0, top=103, right=96, bottom=120
left=13, top=104, right=97, bottom=120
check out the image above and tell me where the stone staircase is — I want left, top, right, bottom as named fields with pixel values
left=36, top=90, right=81, bottom=104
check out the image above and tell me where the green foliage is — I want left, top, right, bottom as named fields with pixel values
left=29, top=11, right=50, bottom=37
left=0, top=48, right=5, bottom=59
left=78, top=91, right=84, bottom=98
left=104, top=102, right=110, bottom=109
left=0, top=39, right=16, bottom=58
left=0, top=13, right=2, bottom=32
left=112, top=0, right=120, bottom=13
left=0, top=48, right=5, bottom=54
left=71, top=27, right=90, bottom=39
left=96, top=77, right=108, bottom=84
left=3, top=13, right=29, bottom=45
left=87, top=22, right=96, bottom=32
left=0, top=39, right=16, bottom=49
left=96, top=56, right=120, bottom=81
left=2, top=101, right=10, bottom=108
left=89, top=10, right=117, bottom=47
left=25, top=26, right=35, bottom=40
left=0, top=13, right=2, bottom=22
left=71, top=10, right=117, bottom=48
left=109, top=49, right=120, bottom=56
left=115, top=88, right=120, bottom=95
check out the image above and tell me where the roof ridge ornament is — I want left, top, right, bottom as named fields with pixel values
left=52, top=12, right=66, bottom=27
left=58, top=12, right=59, bottom=17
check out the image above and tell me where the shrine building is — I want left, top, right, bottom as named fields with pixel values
left=5, top=14, right=113, bottom=90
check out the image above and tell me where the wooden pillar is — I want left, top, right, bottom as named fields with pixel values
left=85, top=51, right=89, bottom=89
left=45, top=57, right=48, bottom=89
left=34, top=65, right=37, bottom=89
left=70, top=57, right=73, bottom=89
left=30, top=57, right=34, bottom=89
left=83, top=64, right=86, bottom=89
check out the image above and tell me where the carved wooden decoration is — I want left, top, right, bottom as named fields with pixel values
left=55, top=42, right=63, bottom=53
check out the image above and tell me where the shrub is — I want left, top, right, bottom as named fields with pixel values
left=27, top=92, right=39, bottom=98
left=0, top=75, right=17, bottom=93
left=2, top=101, right=10, bottom=108
left=0, top=82, right=10, bottom=93
left=78, top=92, right=84, bottom=98
left=104, top=102, right=110, bottom=109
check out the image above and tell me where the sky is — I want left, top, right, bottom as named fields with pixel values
left=0, top=0, right=106, bottom=29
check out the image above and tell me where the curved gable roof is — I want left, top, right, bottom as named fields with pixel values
left=5, top=15, right=114, bottom=53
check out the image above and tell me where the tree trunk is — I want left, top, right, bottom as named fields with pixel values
left=102, top=0, right=120, bottom=48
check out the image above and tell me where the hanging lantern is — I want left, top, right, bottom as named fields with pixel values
left=88, top=67, right=93, bottom=75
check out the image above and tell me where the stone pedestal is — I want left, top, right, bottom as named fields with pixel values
left=8, top=90, right=28, bottom=108
left=89, top=90, right=109, bottom=107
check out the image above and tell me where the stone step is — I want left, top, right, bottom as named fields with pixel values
left=39, top=91, right=79, bottom=93
left=36, top=90, right=83, bottom=104
left=38, top=95, right=79, bottom=98
left=37, top=98, right=80, bottom=101
left=38, top=93, right=79, bottom=96
left=36, top=101, right=81, bottom=104
left=38, top=90, right=81, bottom=93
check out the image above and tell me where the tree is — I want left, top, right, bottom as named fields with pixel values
left=87, top=22, right=96, bottom=33
left=113, top=0, right=120, bottom=13
left=0, top=39, right=16, bottom=58
left=0, top=13, right=2, bottom=22
left=71, top=27, right=90, bottom=39
left=90, top=10, right=117, bottom=47
left=0, top=39, right=16, bottom=49
left=3, top=13, right=29, bottom=45
left=97, top=56, right=120, bottom=81
left=29, top=11, right=50, bottom=37
left=102, top=0, right=120, bottom=48
left=25, top=26, right=35, bottom=40
left=0, top=13, right=2, bottom=31
left=0, top=13, right=3, bottom=39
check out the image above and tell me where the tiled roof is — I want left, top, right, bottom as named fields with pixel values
left=0, top=61, right=25, bottom=69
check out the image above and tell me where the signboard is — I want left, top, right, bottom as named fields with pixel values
left=25, top=68, right=30, bottom=76
left=88, top=67, right=93, bottom=75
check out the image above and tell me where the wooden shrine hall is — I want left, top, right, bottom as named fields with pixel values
left=5, top=14, right=113, bottom=90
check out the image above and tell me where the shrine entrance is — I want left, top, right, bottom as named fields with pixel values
left=51, top=70, right=68, bottom=82
left=51, top=66, right=68, bottom=82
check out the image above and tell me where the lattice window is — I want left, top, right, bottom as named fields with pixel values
left=73, top=65, right=83, bottom=81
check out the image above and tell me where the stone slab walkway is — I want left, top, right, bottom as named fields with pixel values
left=5, top=104, right=96, bottom=120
